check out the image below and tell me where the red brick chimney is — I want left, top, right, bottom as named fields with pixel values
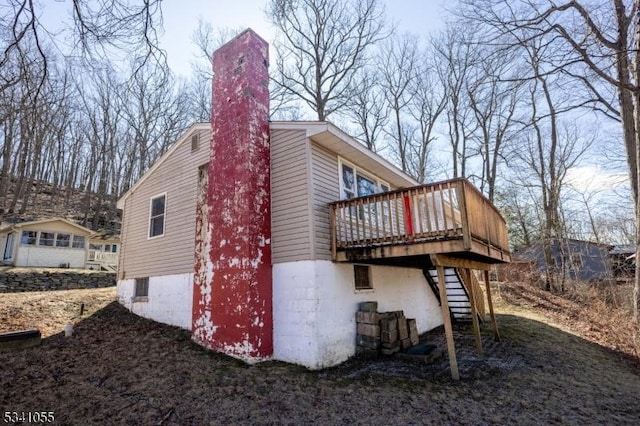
left=192, top=29, right=272, bottom=360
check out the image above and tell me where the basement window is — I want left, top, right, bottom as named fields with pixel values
left=354, top=265, right=373, bottom=291
left=134, top=277, right=149, bottom=300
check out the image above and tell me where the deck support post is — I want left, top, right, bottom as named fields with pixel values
left=484, top=269, right=500, bottom=341
left=463, top=268, right=483, bottom=357
left=432, top=256, right=459, bottom=380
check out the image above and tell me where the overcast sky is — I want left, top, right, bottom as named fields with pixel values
left=159, top=0, right=447, bottom=76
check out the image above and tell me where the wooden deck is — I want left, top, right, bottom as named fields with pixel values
left=330, top=178, right=509, bottom=380
left=329, top=178, right=511, bottom=266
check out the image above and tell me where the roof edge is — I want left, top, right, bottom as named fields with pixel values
left=116, top=122, right=210, bottom=209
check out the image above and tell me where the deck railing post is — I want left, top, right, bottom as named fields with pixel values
left=330, top=204, right=337, bottom=261
left=457, top=180, right=472, bottom=251
left=403, top=191, right=414, bottom=237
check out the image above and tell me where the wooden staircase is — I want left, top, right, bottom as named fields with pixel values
left=423, top=267, right=485, bottom=323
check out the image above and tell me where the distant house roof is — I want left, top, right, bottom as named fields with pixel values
left=513, top=238, right=613, bottom=262
left=0, top=218, right=94, bottom=235
left=609, top=245, right=636, bottom=255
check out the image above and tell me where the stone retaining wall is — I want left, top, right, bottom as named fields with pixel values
left=0, top=270, right=116, bottom=293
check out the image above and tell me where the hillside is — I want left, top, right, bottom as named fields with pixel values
left=1, top=281, right=639, bottom=424
left=0, top=177, right=120, bottom=233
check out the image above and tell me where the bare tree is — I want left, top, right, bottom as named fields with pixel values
left=408, top=53, right=448, bottom=183
left=186, top=22, right=244, bottom=122
left=379, top=34, right=419, bottom=172
left=266, top=0, right=388, bottom=120
left=347, top=68, right=388, bottom=151
left=457, top=0, right=640, bottom=320
left=494, top=182, right=541, bottom=250
left=466, top=48, right=524, bottom=201
left=432, top=25, right=478, bottom=178
left=1, top=0, right=166, bottom=98
left=511, top=40, right=593, bottom=289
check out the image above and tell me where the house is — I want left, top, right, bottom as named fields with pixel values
left=116, top=29, right=510, bottom=377
left=0, top=218, right=92, bottom=268
left=86, top=233, right=120, bottom=272
left=514, top=238, right=613, bottom=282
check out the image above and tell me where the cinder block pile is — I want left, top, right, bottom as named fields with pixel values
left=356, top=301, right=380, bottom=354
left=356, top=301, right=421, bottom=356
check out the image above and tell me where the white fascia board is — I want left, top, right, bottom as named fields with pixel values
left=291, top=121, right=418, bottom=189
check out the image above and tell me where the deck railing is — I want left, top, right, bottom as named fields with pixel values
left=329, top=178, right=509, bottom=259
left=86, top=250, right=119, bottom=267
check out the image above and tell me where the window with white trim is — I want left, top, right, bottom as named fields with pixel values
left=38, top=232, right=55, bottom=247
left=339, top=159, right=389, bottom=200
left=56, top=233, right=70, bottom=248
left=339, top=159, right=389, bottom=220
left=72, top=235, right=86, bottom=249
left=149, top=194, right=166, bottom=238
left=20, top=231, right=37, bottom=246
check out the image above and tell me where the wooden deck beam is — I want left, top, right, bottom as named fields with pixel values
left=484, top=269, right=500, bottom=341
left=462, top=268, right=483, bottom=357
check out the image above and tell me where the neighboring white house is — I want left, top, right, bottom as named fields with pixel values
left=0, top=218, right=92, bottom=268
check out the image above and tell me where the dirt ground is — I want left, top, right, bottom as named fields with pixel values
left=1, top=285, right=640, bottom=425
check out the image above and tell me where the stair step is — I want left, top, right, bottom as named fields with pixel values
left=424, top=266, right=484, bottom=324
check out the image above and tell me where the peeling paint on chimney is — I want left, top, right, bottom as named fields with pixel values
left=192, top=29, right=273, bottom=361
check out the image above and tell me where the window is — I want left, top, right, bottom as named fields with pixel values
left=342, top=164, right=356, bottom=199
left=3, top=232, right=14, bottom=260
left=339, top=160, right=388, bottom=200
left=39, top=232, right=55, bottom=247
left=340, top=159, right=389, bottom=220
left=89, top=243, right=103, bottom=251
left=149, top=194, right=166, bottom=238
left=20, top=231, right=37, bottom=246
left=72, top=235, right=86, bottom=249
left=134, top=277, right=149, bottom=299
left=354, top=265, right=372, bottom=290
left=56, top=233, right=70, bottom=248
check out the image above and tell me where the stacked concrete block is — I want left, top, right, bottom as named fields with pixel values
left=356, top=303, right=422, bottom=356
left=356, top=301, right=380, bottom=354
left=407, top=318, right=420, bottom=346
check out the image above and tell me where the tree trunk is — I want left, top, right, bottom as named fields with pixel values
left=632, top=2, right=640, bottom=323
